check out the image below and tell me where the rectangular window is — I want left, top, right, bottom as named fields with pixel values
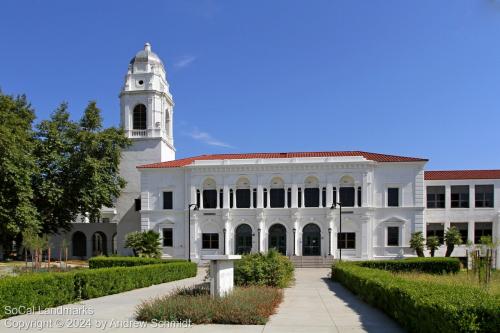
left=297, top=188, right=302, bottom=207
left=474, top=222, right=493, bottom=244
left=219, top=189, right=224, bottom=209
left=202, top=233, right=219, bottom=249
left=450, top=222, right=468, bottom=244
left=304, top=188, right=319, bottom=207
left=263, top=189, right=268, bottom=208
left=332, top=187, right=337, bottom=205
left=163, top=191, right=173, bottom=210
left=203, top=189, right=217, bottom=209
left=475, top=185, right=494, bottom=208
left=451, top=185, right=469, bottom=208
left=337, top=232, right=355, bottom=249
left=236, top=189, right=250, bottom=208
left=252, top=189, right=257, bottom=208
left=426, top=223, right=445, bottom=244
left=322, top=187, right=326, bottom=207
left=134, top=198, right=141, bottom=211
left=387, top=188, right=399, bottom=207
left=270, top=188, right=285, bottom=208
left=287, top=188, right=292, bottom=208
left=229, top=189, right=234, bottom=208
left=162, top=228, right=173, bottom=247
left=357, top=187, right=362, bottom=207
left=387, top=227, right=399, bottom=246
left=339, top=187, right=355, bottom=207
left=427, top=186, right=445, bottom=208
left=196, top=190, right=200, bottom=207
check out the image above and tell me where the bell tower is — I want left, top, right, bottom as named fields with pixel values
left=120, top=42, right=175, bottom=161
left=116, top=43, right=175, bottom=255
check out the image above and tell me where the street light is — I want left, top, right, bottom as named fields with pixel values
left=330, top=201, right=343, bottom=260
left=292, top=228, right=296, bottom=256
left=328, top=227, right=332, bottom=256
left=187, top=203, right=199, bottom=262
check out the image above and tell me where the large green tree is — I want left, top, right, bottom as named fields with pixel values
left=34, top=101, right=131, bottom=233
left=0, top=92, right=40, bottom=250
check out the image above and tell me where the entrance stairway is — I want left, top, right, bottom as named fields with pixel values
left=289, top=255, right=335, bottom=268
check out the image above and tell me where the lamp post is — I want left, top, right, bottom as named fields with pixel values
left=330, top=201, right=342, bottom=260
left=187, top=203, right=199, bottom=262
left=292, top=228, right=296, bottom=256
left=257, top=228, right=261, bottom=252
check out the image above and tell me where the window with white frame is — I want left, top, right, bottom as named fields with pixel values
left=387, top=226, right=399, bottom=246
left=387, top=188, right=399, bottom=207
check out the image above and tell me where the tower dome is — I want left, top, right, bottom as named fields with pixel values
left=129, top=43, right=163, bottom=67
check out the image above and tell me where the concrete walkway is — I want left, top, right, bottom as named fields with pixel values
left=0, top=268, right=403, bottom=333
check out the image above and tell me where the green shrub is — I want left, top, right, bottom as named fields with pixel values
left=332, top=262, right=500, bottom=333
left=136, top=285, right=283, bottom=325
left=0, top=261, right=197, bottom=319
left=124, top=230, right=162, bottom=258
left=357, top=257, right=460, bottom=274
left=77, top=262, right=197, bottom=298
left=88, top=256, right=186, bottom=269
left=0, top=272, right=76, bottom=319
left=234, top=249, right=294, bottom=288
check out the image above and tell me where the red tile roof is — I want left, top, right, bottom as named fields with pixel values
left=137, top=151, right=428, bottom=169
left=425, top=170, right=500, bottom=180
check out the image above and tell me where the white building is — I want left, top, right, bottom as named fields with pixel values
left=50, top=43, right=500, bottom=268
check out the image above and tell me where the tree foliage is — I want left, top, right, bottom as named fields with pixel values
left=0, top=90, right=130, bottom=252
left=409, top=232, right=425, bottom=257
left=124, top=231, right=162, bottom=258
left=444, top=226, right=463, bottom=257
left=0, top=93, right=39, bottom=250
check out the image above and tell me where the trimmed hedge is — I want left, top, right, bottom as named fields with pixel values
left=234, top=250, right=294, bottom=288
left=332, top=262, right=500, bottom=333
left=0, top=261, right=197, bottom=319
left=357, top=257, right=460, bottom=274
left=77, top=262, right=197, bottom=298
left=0, top=272, right=76, bottom=319
left=88, top=256, right=186, bottom=269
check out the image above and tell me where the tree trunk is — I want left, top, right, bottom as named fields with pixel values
left=65, top=248, right=68, bottom=270
left=445, top=245, right=454, bottom=257
left=416, top=249, right=424, bottom=257
left=48, top=247, right=51, bottom=272
left=59, top=248, right=62, bottom=269
left=430, top=249, right=435, bottom=257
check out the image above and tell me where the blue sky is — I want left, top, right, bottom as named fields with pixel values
left=1, top=0, right=499, bottom=169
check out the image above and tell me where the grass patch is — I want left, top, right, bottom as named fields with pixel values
left=136, top=284, right=283, bottom=325
left=395, top=270, right=500, bottom=296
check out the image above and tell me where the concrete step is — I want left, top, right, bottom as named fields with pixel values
left=289, top=256, right=335, bottom=268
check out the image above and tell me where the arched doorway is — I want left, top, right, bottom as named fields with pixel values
left=235, top=224, right=252, bottom=254
left=92, top=232, right=107, bottom=256
left=72, top=231, right=87, bottom=257
left=302, top=223, right=321, bottom=256
left=268, top=224, right=287, bottom=255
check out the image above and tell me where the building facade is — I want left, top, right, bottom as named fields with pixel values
left=50, top=44, right=500, bottom=268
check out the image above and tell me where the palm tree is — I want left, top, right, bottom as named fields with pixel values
left=444, top=226, right=462, bottom=257
left=410, top=232, right=425, bottom=257
left=426, top=236, right=440, bottom=257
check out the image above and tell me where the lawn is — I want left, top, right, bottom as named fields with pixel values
left=395, top=270, right=500, bottom=296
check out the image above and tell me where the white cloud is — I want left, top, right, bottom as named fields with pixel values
left=173, top=55, right=196, bottom=69
left=187, top=128, right=233, bottom=148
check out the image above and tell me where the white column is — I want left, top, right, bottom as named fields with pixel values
left=301, top=187, right=305, bottom=208
left=199, top=190, right=204, bottom=209
left=223, top=185, right=229, bottom=209
left=266, top=187, right=270, bottom=208
left=319, top=186, right=323, bottom=208
left=326, top=184, right=333, bottom=207
left=445, top=185, right=451, bottom=209
left=232, top=188, right=237, bottom=208
left=216, top=187, right=220, bottom=209
left=250, top=188, right=254, bottom=208
left=354, top=183, right=359, bottom=207
left=257, top=185, right=263, bottom=208
left=292, top=184, right=298, bottom=208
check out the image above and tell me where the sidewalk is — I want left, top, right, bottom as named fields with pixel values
left=0, top=268, right=403, bottom=333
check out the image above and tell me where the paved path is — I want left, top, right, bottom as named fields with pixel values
left=0, top=268, right=403, bottom=333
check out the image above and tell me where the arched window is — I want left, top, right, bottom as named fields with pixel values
left=202, top=178, right=217, bottom=209
left=268, top=224, right=287, bottom=255
left=235, top=224, right=252, bottom=254
left=270, top=177, right=285, bottom=208
left=72, top=231, right=87, bottom=257
left=304, top=176, right=320, bottom=207
left=92, top=232, right=107, bottom=256
left=236, top=177, right=251, bottom=208
left=339, top=176, right=355, bottom=207
left=133, top=104, right=147, bottom=130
